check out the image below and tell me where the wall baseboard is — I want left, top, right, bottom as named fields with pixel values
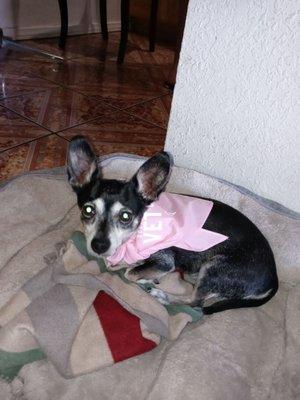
left=3, top=21, right=121, bottom=40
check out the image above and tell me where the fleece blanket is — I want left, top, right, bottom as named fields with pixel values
left=0, top=232, right=202, bottom=380
left=0, top=154, right=299, bottom=400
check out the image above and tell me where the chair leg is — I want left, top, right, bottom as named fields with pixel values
left=165, top=0, right=189, bottom=90
left=149, top=0, right=159, bottom=52
left=117, top=0, right=130, bottom=65
left=99, top=0, right=108, bottom=40
left=58, top=0, right=68, bottom=49
left=0, top=28, right=3, bottom=48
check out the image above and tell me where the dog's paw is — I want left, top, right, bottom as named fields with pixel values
left=149, top=288, right=170, bottom=305
left=125, top=268, right=157, bottom=283
left=124, top=268, right=141, bottom=282
left=137, top=278, right=155, bottom=285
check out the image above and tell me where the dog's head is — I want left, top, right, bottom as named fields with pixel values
left=67, top=136, right=172, bottom=258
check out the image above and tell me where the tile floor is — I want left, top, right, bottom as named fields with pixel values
left=0, top=33, right=173, bottom=181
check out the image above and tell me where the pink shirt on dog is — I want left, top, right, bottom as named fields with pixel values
left=107, top=192, right=228, bottom=266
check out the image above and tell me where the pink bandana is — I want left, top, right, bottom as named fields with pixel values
left=107, top=192, right=228, bottom=266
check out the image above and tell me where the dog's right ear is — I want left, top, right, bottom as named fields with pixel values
left=67, top=136, right=99, bottom=190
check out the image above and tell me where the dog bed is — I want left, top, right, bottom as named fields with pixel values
left=0, top=154, right=299, bottom=400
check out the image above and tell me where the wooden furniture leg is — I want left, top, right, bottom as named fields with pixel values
left=117, top=0, right=130, bottom=65
left=99, top=0, right=108, bottom=40
left=149, top=0, right=159, bottom=52
left=165, top=0, right=189, bottom=90
left=0, top=28, right=3, bottom=48
left=58, top=0, right=68, bottom=49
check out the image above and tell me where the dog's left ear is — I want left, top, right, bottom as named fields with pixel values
left=132, top=151, right=173, bottom=202
left=67, top=136, right=99, bottom=190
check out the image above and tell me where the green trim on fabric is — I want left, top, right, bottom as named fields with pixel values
left=165, top=305, right=203, bottom=322
left=0, top=348, right=45, bottom=381
left=71, top=231, right=107, bottom=273
left=71, top=231, right=204, bottom=322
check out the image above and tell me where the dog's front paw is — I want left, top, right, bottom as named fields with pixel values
left=149, top=288, right=170, bottom=305
left=137, top=278, right=155, bottom=285
left=124, top=268, right=143, bottom=282
left=124, top=265, right=156, bottom=283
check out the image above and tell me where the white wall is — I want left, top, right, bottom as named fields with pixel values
left=165, top=0, right=300, bottom=212
left=0, top=0, right=120, bottom=40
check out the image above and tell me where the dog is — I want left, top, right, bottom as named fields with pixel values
left=67, top=136, right=278, bottom=314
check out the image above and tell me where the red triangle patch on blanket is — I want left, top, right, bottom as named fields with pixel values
left=93, top=292, right=157, bottom=363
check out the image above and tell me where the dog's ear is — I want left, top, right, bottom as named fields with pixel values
left=132, top=151, right=173, bottom=202
left=67, top=136, right=99, bottom=189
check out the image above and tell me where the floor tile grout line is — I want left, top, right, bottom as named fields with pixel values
left=99, top=92, right=172, bottom=114
left=23, top=139, right=37, bottom=172
left=123, top=111, right=168, bottom=130
left=52, top=132, right=72, bottom=142
left=1, top=78, right=112, bottom=107
left=74, top=90, right=171, bottom=115
left=122, top=109, right=168, bottom=130
left=123, top=92, right=172, bottom=109
left=0, top=89, right=50, bottom=101
left=0, top=69, right=161, bottom=115
left=53, top=106, right=168, bottom=137
left=120, top=92, right=172, bottom=129
left=49, top=108, right=124, bottom=135
left=54, top=134, right=165, bottom=148
left=0, top=96, right=124, bottom=135
left=0, top=94, right=170, bottom=152
left=0, top=103, right=53, bottom=133
left=3, top=58, right=171, bottom=112
left=0, top=43, right=171, bottom=122
left=83, top=93, right=172, bottom=130
left=1, top=85, right=171, bottom=132
left=25, top=73, right=171, bottom=112
left=0, top=85, right=124, bottom=121
left=0, top=91, right=169, bottom=137
left=7, top=69, right=115, bottom=107
left=0, top=109, right=167, bottom=156
left=0, top=132, right=55, bottom=154
left=19, top=58, right=171, bottom=103
left=119, top=92, right=172, bottom=129
left=55, top=129, right=166, bottom=146
left=0, top=131, right=164, bottom=157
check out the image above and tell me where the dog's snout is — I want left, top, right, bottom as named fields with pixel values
left=91, top=238, right=110, bottom=254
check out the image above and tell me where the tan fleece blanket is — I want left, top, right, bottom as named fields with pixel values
left=0, top=154, right=299, bottom=400
left=0, top=232, right=202, bottom=380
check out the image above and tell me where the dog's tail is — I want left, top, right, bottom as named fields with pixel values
left=201, top=285, right=278, bottom=315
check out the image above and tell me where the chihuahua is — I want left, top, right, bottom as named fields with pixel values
left=67, top=136, right=278, bottom=314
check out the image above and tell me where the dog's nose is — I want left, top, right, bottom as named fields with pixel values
left=91, top=238, right=110, bottom=254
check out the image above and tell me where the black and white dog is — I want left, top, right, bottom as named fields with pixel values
left=67, top=136, right=278, bottom=314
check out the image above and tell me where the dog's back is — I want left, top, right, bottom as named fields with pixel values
left=172, top=198, right=278, bottom=313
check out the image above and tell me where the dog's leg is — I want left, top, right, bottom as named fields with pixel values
left=149, top=259, right=222, bottom=306
left=125, top=249, right=175, bottom=282
left=149, top=288, right=195, bottom=305
left=150, top=290, right=224, bottom=306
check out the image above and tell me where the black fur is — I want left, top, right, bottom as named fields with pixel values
left=136, top=199, right=278, bottom=313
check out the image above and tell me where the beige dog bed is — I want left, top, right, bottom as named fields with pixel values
left=0, top=154, right=299, bottom=400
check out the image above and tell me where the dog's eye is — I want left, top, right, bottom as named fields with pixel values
left=119, top=210, right=133, bottom=224
left=82, top=204, right=96, bottom=219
